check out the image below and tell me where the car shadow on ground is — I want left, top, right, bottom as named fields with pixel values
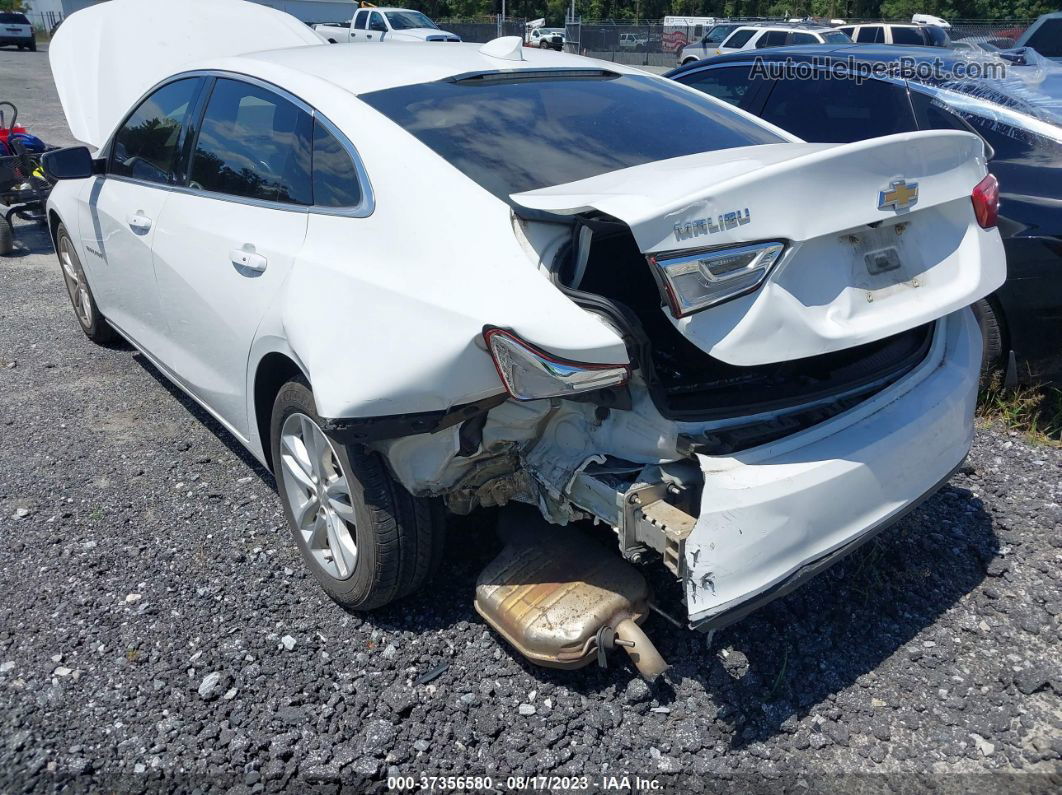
left=377, top=483, right=997, bottom=748
left=130, top=353, right=276, bottom=487
left=3, top=217, right=55, bottom=257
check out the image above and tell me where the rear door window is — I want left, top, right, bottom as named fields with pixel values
left=891, top=26, right=925, bottom=45
left=760, top=72, right=916, bottom=142
left=722, top=29, right=756, bottom=49
left=757, top=30, right=788, bottom=48
left=111, top=78, right=204, bottom=185
left=856, top=26, right=884, bottom=43
left=188, top=78, right=312, bottom=205
left=312, top=120, right=362, bottom=208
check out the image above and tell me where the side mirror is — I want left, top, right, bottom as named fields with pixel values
left=41, top=146, right=95, bottom=180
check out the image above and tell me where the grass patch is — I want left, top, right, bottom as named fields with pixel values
left=977, top=377, right=1062, bottom=446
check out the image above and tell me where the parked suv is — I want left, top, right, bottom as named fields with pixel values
left=715, top=22, right=851, bottom=56
left=678, top=22, right=741, bottom=65
left=0, top=12, right=35, bottom=51
left=837, top=23, right=950, bottom=47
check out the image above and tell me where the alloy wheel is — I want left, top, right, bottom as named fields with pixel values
left=58, top=236, right=92, bottom=328
left=279, top=412, right=358, bottom=580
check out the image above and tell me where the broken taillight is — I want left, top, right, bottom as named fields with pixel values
left=971, top=173, right=999, bottom=229
left=484, top=328, right=629, bottom=401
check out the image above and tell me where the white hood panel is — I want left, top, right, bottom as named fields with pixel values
left=49, top=0, right=325, bottom=148
left=513, top=131, right=1007, bottom=366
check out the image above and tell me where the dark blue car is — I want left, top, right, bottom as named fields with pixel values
left=668, top=45, right=1062, bottom=383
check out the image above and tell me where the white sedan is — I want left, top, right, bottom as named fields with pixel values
left=45, top=1, right=1004, bottom=638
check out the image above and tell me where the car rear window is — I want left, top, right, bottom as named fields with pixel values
left=0, top=13, right=29, bottom=24
left=360, top=73, right=783, bottom=200
left=822, top=30, right=852, bottom=43
left=1025, top=18, right=1061, bottom=57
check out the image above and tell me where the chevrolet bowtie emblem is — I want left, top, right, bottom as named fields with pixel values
left=878, top=179, right=919, bottom=212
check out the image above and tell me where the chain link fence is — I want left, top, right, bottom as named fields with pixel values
left=436, top=18, right=526, bottom=44
left=565, top=18, right=1035, bottom=68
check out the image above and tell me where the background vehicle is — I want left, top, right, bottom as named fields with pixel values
left=677, top=22, right=740, bottom=65
left=715, top=22, right=851, bottom=55
left=0, top=11, right=34, bottom=51
left=618, top=31, right=648, bottom=49
left=662, top=14, right=718, bottom=53
left=913, top=13, right=951, bottom=29
left=837, top=22, right=950, bottom=47
left=668, top=44, right=1062, bottom=382
left=528, top=27, right=564, bottom=50
left=314, top=6, right=460, bottom=43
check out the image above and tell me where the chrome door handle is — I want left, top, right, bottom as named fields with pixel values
left=127, top=213, right=152, bottom=233
left=230, top=248, right=268, bottom=273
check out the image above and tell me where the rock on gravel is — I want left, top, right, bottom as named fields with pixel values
left=1, top=47, right=1061, bottom=791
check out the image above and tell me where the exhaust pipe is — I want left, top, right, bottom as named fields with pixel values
left=474, top=508, right=669, bottom=679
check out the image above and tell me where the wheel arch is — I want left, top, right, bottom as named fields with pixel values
left=252, top=349, right=310, bottom=473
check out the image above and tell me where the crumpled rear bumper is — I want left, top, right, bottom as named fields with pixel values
left=684, top=308, right=980, bottom=628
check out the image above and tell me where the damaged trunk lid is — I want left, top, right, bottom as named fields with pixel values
left=512, top=130, right=1006, bottom=367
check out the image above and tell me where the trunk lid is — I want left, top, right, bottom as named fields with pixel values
left=512, top=130, right=1006, bottom=366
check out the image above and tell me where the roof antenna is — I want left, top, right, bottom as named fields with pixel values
left=480, top=36, right=525, bottom=61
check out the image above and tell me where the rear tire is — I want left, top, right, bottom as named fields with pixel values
left=55, top=223, right=116, bottom=343
left=270, top=379, right=445, bottom=610
left=29, top=42, right=36, bottom=52
left=971, top=298, right=1005, bottom=379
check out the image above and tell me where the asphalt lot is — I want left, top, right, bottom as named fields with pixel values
left=1, top=46, right=1061, bottom=792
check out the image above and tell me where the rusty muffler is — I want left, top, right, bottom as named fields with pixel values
left=474, top=509, right=668, bottom=679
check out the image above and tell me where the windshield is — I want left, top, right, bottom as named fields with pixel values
left=385, top=11, right=437, bottom=30
left=361, top=73, right=783, bottom=200
left=822, top=30, right=853, bottom=42
left=0, top=12, right=30, bottom=24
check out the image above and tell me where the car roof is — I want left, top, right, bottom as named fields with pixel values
left=673, top=43, right=975, bottom=70
left=206, top=41, right=645, bottom=97
left=735, top=21, right=837, bottom=31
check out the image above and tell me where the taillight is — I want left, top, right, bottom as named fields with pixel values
left=971, top=173, right=999, bottom=229
left=484, top=328, right=629, bottom=401
left=649, top=241, right=786, bottom=318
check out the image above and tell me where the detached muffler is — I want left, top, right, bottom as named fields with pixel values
left=474, top=510, right=668, bottom=679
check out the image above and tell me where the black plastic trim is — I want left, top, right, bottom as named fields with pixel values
left=320, top=394, right=507, bottom=444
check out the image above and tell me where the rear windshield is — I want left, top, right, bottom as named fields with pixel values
left=822, top=30, right=853, bottom=42
left=0, top=13, right=30, bottom=24
left=360, top=73, right=783, bottom=199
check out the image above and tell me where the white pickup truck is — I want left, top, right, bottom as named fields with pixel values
left=313, top=7, right=460, bottom=43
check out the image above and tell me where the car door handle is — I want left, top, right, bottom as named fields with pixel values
left=230, top=248, right=268, bottom=273
left=127, top=213, right=152, bottom=233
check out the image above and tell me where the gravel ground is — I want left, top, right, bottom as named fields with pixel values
left=1, top=47, right=1061, bottom=793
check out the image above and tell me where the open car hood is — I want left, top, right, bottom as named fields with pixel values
left=49, top=0, right=325, bottom=148
left=512, top=131, right=1006, bottom=366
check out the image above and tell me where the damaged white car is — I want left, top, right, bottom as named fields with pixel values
left=45, top=0, right=1004, bottom=675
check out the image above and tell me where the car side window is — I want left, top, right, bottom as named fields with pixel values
left=757, top=30, right=788, bottom=48
left=676, top=66, right=754, bottom=107
left=856, top=26, right=883, bottom=43
left=789, top=32, right=818, bottom=45
left=312, top=119, right=362, bottom=208
left=891, top=27, right=924, bottom=45
left=188, top=78, right=312, bottom=205
left=353, top=11, right=368, bottom=30
left=111, top=78, right=203, bottom=185
left=369, top=12, right=387, bottom=32
left=723, top=29, right=756, bottom=49
left=761, top=73, right=917, bottom=143
left=838, top=26, right=854, bottom=38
